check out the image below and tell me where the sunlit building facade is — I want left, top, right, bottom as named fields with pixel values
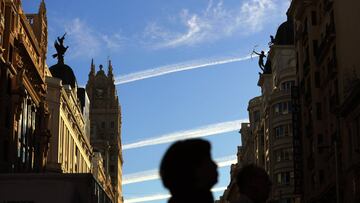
left=45, top=77, right=92, bottom=173
left=0, top=0, right=50, bottom=172
left=87, top=60, right=123, bottom=203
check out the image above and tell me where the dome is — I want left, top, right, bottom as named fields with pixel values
left=49, top=63, right=77, bottom=88
left=274, top=19, right=294, bottom=45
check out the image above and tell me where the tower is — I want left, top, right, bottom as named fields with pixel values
left=86, top=59, right=123, bottom=203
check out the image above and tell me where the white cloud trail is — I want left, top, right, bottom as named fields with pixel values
left=115, top=55, right=252, bottom=84
left=123, top=155, right=237, bottom=185
left=123, top=119, right=248, bottom=150
left=125, top=186, right=228, bottom=203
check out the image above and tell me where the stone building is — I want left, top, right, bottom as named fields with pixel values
left=92, top=152, right=116, bottom=200
left=259, top=19, right=298, bottom=202
left=247, top=96, right=264, bottom=167
left=45, top=77, right=92, bottom=173
left=217, top=18, right=299, bottom=203
left=288, top=0, right=360, bottom=202
left=243, top=20, right=298, bottom=202
left=86, top=60, right=123, bottom=203
left=217, top=123, right=253, bottom=203
left=0, top=0, right=50, bottom=172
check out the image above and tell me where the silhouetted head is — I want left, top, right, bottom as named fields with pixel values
left=160, top=139, right=218, bottom=195
left=236, top=164, right=272, bottom=203
left=261, top=51, right=265, bottom=54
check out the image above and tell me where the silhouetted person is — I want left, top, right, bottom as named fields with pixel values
left=160, top=139, right=218, bottom=203
left=234, top=164, right=272, bottom=203
left=252, top=50, right=266, bottom=72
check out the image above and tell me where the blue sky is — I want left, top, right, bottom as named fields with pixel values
left=24, top=0, right=290, bottom=202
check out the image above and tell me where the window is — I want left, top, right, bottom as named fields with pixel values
left=311, top=11, right=317, bottom=25
left=281, top=81, right=295, bottom=91
left=274, top=125, right=291, bottom=139
left=316, top=102, right=322, bottom=120
left=315, top=71, right=321, bottom=88
left=276, top=172, right=291, bottom=185
left=313, top=40, right=318, bottom=57
left=273, top=102, right=292, bottom=115
left=275, top=148, right=293, bottom=162
left=8, top=45, right=13, bottom=63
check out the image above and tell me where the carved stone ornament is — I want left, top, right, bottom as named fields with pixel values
left=15, top=54, right=24, bottom=69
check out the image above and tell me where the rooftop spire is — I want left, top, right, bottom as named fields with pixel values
left=39, top=0, right=46, bottom=14
left=90, top=58, right=95, bottom=75
left=108, top=59, right=114, bottom=79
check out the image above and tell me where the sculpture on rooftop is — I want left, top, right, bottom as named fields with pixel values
left=252, top=49, right=266, bottom=72
left=52, top=33, right=68, bottom=64
left=268, top=35, right=275, bottom=47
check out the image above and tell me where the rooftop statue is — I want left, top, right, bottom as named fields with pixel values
left=52, top=33, right=68, bottom=64
left=252, top=49, right=266, bottom=73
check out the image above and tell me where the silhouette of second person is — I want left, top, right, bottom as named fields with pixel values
left=160, top=139, right=218, bottom=203
left=233, top=164, right=272, bottom=203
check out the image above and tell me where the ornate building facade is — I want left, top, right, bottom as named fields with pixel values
left=259, top=20, right=298, bottom=202
left=218, top=19, right=299, bottom=203
left=86, top=60, right=123, bottom=203
left=288, top=0, right=360, bottom=202
left=45, top=76, right=92, bottom=173
left=0, top=0, right=50, bottom=173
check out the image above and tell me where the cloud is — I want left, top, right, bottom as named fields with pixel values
left=60, top=18, right=124, bottom=58
left=122, top=119, right=248, bottom=150
left=115, top=54, right=252, bottom=84
left=63, top=18, right=101, bottom=58
left=143, top=0, right=290, bottom=48
left=123, top=155, right=237, bottom=185
left=124, top=187, right=228, bottom=203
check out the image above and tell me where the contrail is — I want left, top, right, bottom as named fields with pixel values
left=123, top=119, right=248, bottom=150
left=115, top=54, right=252, bottom=84
left=124, top=186, right=228, bottom=203
left=123, top=155, right=237, bottom=185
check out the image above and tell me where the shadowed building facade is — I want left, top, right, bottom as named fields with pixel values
left=217, top=19, right=299, bottom=203
left=0, top=0, right=50, bottom=172
left=288, top=0, right=360, bottom=202
left=86, top=60, right=123, bottom=203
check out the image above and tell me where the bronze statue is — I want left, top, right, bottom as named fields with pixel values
left=52, top=33, right=68, bottom=64
left=252, top=50, right=266, bottom=72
